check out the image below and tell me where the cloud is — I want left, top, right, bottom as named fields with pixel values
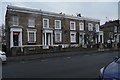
left=0, top=2, right=118, bottom=25
left=1, top=0, right=120, bottom=2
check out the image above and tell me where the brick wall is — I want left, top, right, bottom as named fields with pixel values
left=5, top=6, right=100, bottom=56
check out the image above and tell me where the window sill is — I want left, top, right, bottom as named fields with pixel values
left=28, top=42, right=36, bottom=43
left=28, top=26, right=35, bottom=28
left=55, top=28, right=61, bottom=29
left=70, top=42, right=76, bottom=43
left=12, top=25, right=19, bottom=26
left=70, top=29, right=76, bottom=30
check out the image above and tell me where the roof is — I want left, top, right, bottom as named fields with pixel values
left=100, top=20, right=119, bottom=29
left=7, top=5, right=100, bottom=22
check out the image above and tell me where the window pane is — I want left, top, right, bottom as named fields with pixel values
left=71, top=23, right=74, bottom=30
left=114, top=26, right=117, bottom=32
left=56, top=21, right=60, bottom=28
left=88, top=26, right=90, bottom=31
left=70, top=33, right=76, bottom=42
left=88, top=23, right=93, bottom=31
left=28, top=17, right=35, bottom=27
left=44, top=20, right=48, bottom=28
left=96, top=24, right=99, bottom=32
left=13, top=16, right=18, bottom=25
left=56, top=33, right=60, bottom=41
left=29, top=32, right=34, bottom=42
left=80, top=23, right=84, bottom=30
left=55, top=32, right=61, bottom=42
left=71, top=34, right=74, bottom=42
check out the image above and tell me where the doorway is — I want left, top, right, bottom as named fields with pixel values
left=13, top=32, right=19, bottom=46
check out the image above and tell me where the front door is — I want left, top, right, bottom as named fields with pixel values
left=46, top=33, right=51, bottom=45
left=79, top=35, right=82, bottom=46
left=13, top=32, right=19, bottom=46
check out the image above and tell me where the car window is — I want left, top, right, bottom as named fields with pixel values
left=116, top=58, right=120, bottom=63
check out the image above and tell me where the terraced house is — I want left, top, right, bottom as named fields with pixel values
left=5, top=5, right=103, bottom=56
left=100, top=20, right=120, bottom=48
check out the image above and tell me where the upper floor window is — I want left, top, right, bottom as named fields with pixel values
left=114, top=26, right=117, bottom=32
left=96, top=24, right=99, bottom=32
left=109, top=32, right=113, bottom=39
left=70, top=21, right=76, bottom=30
left=79, top=22, right=84, bottom=31
left=118, top=27, right=120, bottom=32
left=88, top=23, right=93, bottom=31
left=55, top=20, right=61, bottom=29
left=43, top=18, right=49, bottom=28
left=12, top=16, right=19, bottom=26
left=28, top=17, right=35, bottom=27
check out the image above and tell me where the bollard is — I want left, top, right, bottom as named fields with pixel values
left=0, top=59, right=2, bottom=80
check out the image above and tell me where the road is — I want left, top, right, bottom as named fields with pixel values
left=2, top=51, right=118, bottom=78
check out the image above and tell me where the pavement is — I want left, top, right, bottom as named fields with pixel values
left=6, top=48, right=118, bottom=62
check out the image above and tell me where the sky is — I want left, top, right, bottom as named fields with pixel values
left=0, top=0, right=119, bottom=26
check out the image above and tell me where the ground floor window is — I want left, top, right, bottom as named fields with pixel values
left=70, top=32, right=76, bottom=43
left=55, top=31, right=62, bottom=43
left=27, top=31, right=36, bottom=43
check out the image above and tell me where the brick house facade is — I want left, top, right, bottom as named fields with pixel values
left=5, top=5, right=103, bottom=56
left=100, top=20, right=120, bottom=48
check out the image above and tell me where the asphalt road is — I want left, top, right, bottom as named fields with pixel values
left=2, top=51, right=119, bottom=78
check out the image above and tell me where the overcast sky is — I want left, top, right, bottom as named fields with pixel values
left=0, top=0, right=119, bottom=26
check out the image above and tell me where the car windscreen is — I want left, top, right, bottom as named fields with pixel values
left=116, top=58, right=120, bottom=63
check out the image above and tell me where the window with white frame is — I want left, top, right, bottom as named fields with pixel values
left=12, top=16, right=19, bottom=26
left=88, top=23, right=93, bottom=31
left=70, top=21, right=76, bottom=30
left=55, top=31, right=62, bottom=43
left=70, top=32, right=76, bottom=43
left=55, top=20, right=61, bottom=29
left=43, top=18, right=49, bottom=28
left=28, top=17, right=35, bottom=27
left=79, top=22, right=84, bottom=30
left=27, top=31, right=36, bottom=43
left=114, top=26, right=117, bottom=32
left=96, top=24, right=99, bottom=32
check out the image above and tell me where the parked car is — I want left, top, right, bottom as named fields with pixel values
left=99, top=56, right=120, bottom=80
left=0, top=50, right=7, bottom=63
